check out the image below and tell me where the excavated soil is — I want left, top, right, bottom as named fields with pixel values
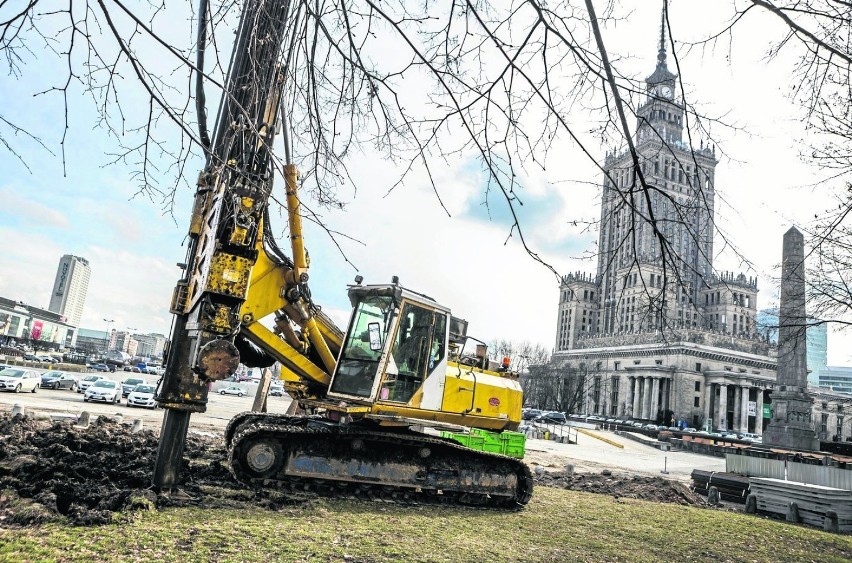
left=534, top=470, right=707, bottom=506
left=0, top=414, right=705, bottom=527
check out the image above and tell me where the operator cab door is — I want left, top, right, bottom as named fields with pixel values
left=379, top=301, right=447, bottom=405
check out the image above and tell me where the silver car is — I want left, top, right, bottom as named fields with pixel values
left=120, top=377, right=146, bottom=397
left=126, top=384, right=157, bottom=408
left=84, top=379, right=120, bottom=403
left=78, top=374, right=107, bottom=393
left=0, top=368, right=41, bottom=393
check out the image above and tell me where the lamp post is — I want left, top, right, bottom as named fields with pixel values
left=103, top=318, right=114, bottom=355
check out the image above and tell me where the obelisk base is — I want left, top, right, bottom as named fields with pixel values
left=763, top=387, right=819, bottom=451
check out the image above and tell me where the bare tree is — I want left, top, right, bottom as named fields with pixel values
left=3, top=1, right=850, bottom=336
left=696, top=1, right=852, bottom=329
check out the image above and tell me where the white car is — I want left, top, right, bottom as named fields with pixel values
left=78, top=374, right=107, bottom=393
left=84, top=380, right=120, bottom=403
left=0, top=368, right=41, bottom=393
left=219, top=385, right=246, bottom=397
left=126, top=384, right=157, bottom=408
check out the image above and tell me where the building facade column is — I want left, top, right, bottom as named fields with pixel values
left=717, top=384, right=729, bottom=432
left=642, top=377, right=653, bottom=420
left=632, top=377, right=641, bottom=419
left=739, top=386, right=750, bottom=433
left=650, top=377, right=660, bottom=422
left=625, top=376, right=634, bottom=417
left=755, top=388, right=765, bottom=434
left=733, top=385, right=742, bottom=432
left=703, top=381, right=712, bottom=427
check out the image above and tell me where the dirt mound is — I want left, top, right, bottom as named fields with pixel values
left=534, top=470, right=707, bottom=506
left=0, top=413, right=706, bottom=527
left=0, top=414, right=243, bottom=526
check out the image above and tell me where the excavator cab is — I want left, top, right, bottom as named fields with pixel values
left=327, top=282, right=448, bottom=405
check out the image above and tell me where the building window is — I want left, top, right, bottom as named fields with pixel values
left=695, top=363, right=702, bottom=372
left=614, top=361, right=621, bottom=371
left=655, top=360, right=662, bottom=365
left=821, top=413, right=829, bottom=435
left=694, top=397, right=700, bottom=407
left=837, top=416, right=844, bottom=440
left=694, top=381, right=701, bottom=392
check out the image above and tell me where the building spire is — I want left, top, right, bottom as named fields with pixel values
left=657, top=0, right=668, bottom=69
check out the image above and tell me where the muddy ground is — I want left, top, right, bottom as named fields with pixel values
left=0, top=414, right=706, bottom=527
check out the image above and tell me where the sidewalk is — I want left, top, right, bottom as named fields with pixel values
left=524, top=426, right=726, bottom=481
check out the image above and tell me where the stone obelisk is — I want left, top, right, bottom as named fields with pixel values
left=763, top=227, right=819, bottom=451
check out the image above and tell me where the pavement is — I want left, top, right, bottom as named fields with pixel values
left=522, top=424, right=726, bottom=482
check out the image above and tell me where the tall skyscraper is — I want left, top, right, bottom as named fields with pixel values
left=544, top=14, right=776, bottom=434
left=555, top=21, right=759, bottom=351
left=48, top=255, right=91, bottom=328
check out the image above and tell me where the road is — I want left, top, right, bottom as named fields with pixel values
left=0, top=367, right=293, bottom=431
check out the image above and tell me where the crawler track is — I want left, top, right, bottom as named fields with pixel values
left=226, top=413, right=533, bottom=510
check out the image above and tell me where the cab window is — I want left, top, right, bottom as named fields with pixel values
left=384, top=304, right=446, bottom=403
left=330, top=295, right=393, bottom=398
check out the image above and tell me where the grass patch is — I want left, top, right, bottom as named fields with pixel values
left=1, top=487, right=850, bottom=562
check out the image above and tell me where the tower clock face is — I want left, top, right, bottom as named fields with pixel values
left=660, top=86, right=672, bottom=99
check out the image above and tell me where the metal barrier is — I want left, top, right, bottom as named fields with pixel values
left=727, top=453, right=852, bottom=490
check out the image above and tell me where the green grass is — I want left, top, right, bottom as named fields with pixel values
left=1, top=487, right=850, bottom=562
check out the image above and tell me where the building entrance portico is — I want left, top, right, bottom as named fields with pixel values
left=704, top=372, right=773, bottom=433
left=626, top=368, right=673, bottom=422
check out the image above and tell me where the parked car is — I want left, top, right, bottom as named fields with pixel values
left=89, top=363, right=111, bottom=372
left=219, top=385, right=246, bottom=397
left=269, top=384, right=284, bottom=397
left=23, top=354, right=44, bottom=363
left=126, top=384, right=157, bottom=408
left=643, top=424, right=659, bottom=431
left=683, top=427, right=698, bottom=433
left=740, top=432, right=762, bottom=443
left=536, top=411, right=567, bottom=424
left=522, top=408, right=542, bottom=420
left=120, top=377, right=147, bottom=397
left=0, top=368, right=41, bottom=393
left=84, top=380, right=121, bottom=403
left=40, top=371, right=79, bottom=391
left=78, top=374, right=107, bottom=393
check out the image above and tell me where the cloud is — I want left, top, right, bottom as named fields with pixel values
left=0, top=187, right=70, bottom=230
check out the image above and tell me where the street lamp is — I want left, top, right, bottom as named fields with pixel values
left=103, top=318, right=114, bottom=354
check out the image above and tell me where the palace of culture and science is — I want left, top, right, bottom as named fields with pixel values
left=548, top=29, right=777, bottom=433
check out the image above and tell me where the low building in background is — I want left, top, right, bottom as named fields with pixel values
left=0, top=297, right=76, bottom=351
left=818, top=366, right=852, bottom=395
left=812, top=387, right=852, bottom=442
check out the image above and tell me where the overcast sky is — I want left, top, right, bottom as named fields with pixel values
left=1, top=1, right=848, bottom=364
